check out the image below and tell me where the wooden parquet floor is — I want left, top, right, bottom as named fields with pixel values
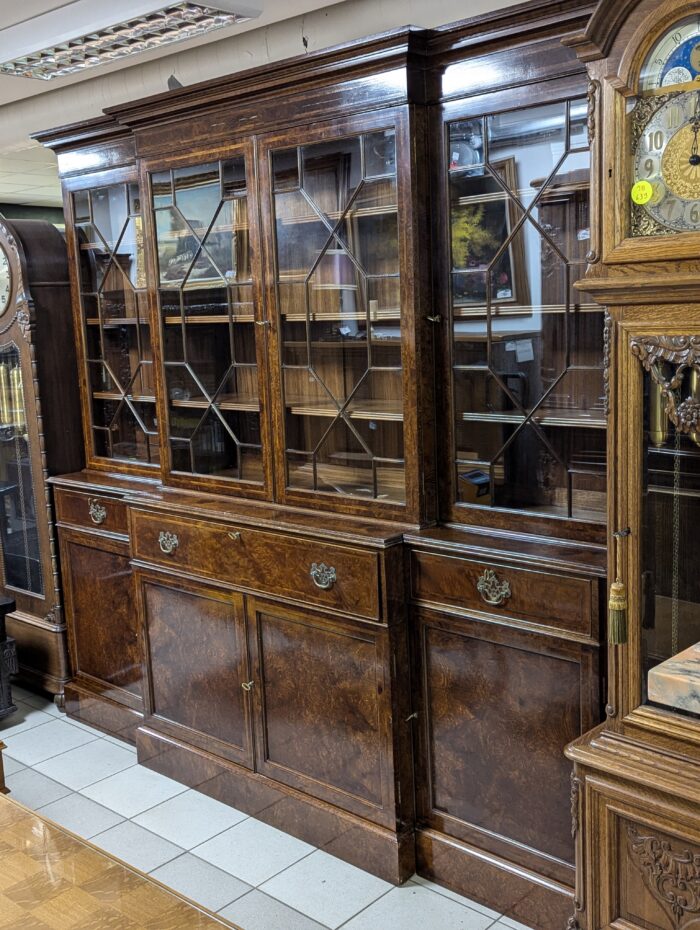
left=0, top=794, right=241, bottom=929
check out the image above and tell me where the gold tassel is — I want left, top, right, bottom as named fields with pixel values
left=608, top=529, right=630, bottom=645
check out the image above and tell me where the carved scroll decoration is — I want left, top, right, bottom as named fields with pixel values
left=628, top=823, right=700, bottom=923
left=603, top=310, right=612, bottom=418
left=630, top=336, right=700, bottom=435
left=587, top=79, right=600, bottom=146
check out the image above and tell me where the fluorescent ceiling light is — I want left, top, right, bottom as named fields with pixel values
left=0, top=1, right=262, bottom=80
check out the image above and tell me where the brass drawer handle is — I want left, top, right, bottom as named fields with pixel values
left=88, top=499, right=107, bottom=525
left=158, top=531, right=179, bottom=555
left=228, top=531, right=242, bottom=541
left=241, top=681, right=254, bottom=692
left=310, top=562, right=336, bottom=590
left=477, top=569, right=511, bottom=607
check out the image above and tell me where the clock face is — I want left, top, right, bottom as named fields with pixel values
left=641, top=15, right=700, bottom=92
left=632, top=92, right=700, bottom=233
left=0, top=245, right=11, bottom=313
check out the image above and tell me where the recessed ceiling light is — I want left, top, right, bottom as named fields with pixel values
left=0, top=1, right=262, bottom=80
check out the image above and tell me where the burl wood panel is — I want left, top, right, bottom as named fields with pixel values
left=418, top=618, right=581, bottom=865
left=411, top=550, right=595, bottom=637
left=62, top=537, right=143, bottom=700
left=140, top=577, right=252, bottom=767
left=0, top=795, right=240, bottom=929
left=55, top=488, right=129, bottom=536
left=131, top=509, right=381, bottom=620
left=251, top=601, right=389, bottom=822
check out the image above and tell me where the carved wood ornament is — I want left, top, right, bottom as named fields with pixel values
left=630, top=336, right=700, bottom=434
left=628, top=823, right=700, bottom=924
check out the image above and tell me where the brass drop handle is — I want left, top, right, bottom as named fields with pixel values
left=88, top=499, right=107, bottom=526
left=241, top=681, right=254, bottom=692
left=310, top=562, right=337, bottom=590
left=476, top=568, right=511, bottom=607
left=158, top=531, right=179, bottom=555
left=228, top=531, right=242, bottom=541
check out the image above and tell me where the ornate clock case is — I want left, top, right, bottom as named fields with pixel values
left=563, top=2, right=700, bottom=929
left=0, top=218, right=82, bottom=701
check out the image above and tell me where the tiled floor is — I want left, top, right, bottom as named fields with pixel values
left=0, top=685, right=530, bottom=930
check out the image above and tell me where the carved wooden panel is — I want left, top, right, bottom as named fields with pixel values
left=249, top=599, right=393, bottom=825
left=139, top=575, right=252, bottom=768
left=415, top=610, right=595, bottom=869
left=60, top=532, right=142, bottom=702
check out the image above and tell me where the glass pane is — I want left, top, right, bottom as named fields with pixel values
left=72, top=182, right=158, bottom=465
left=450, top=98, right=604, bottom=522
left=273, top=129, right=405, bottom=504
left=643, top=367, right=700, bottom=716
left=152, top=155, right=263, bottom=484
left=0, top=344, right=43, bottom=594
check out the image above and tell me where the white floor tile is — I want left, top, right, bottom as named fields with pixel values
left=261, top=849, right=391, bottom=929
left=2, top=754, right=25, bottom=777
left=219, top=890, right=329, bottom=930
left=2, top=719, right=98, bottom=766
left=0, top=702, right=54, bottom=739
left=81, top=764, right=188, bottom=817
left=5, top=768, right=73, bottom=808
left=91, top=821, right=183, bottom=873
left=101, top=733, right=137, bottom=752
left=38, top=792, right=124, bottom=839
left=134, top=789, right=248, bottom=848
left=34, top=738, right=137, bottom=790
left=341, top=883, right=496, bottom=930
left=409, top=876, right=501, bottom=919
left=193, top=818, right=314, bottom=886
left=151, top=853, right=252, bottom=912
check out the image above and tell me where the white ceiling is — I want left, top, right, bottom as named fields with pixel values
left=0, top=0, right=517, bottom=210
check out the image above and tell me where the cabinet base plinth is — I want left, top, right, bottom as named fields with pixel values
left=6, top=611, right=69, bottom=698
left=65, top=683, right=143, bottom=745
left=416, top=828, right=574, bottom=930
left=136, top=725, right=415, bottom=885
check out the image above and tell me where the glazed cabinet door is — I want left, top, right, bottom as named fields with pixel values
left=248, top=597, right=400, bottom=826
left=137, top=570, right=253, bottom=768
left=258, top=108, right=429, bottom=521
left=145, top=142, right=272, bottom=497
left=59, top=527, right=143, bottom=707
left=65, top=170, right=160, bottom=472
left=413, top=608, right=599, bottom=884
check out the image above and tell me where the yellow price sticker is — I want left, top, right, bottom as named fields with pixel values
left=631, top=180, right=653, bottom=205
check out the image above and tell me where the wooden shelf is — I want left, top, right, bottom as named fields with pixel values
left=170, top=394, right=260, bottom=412
left=461, top=408, right=606, bottom=429
left=276, top=204, right=397, bottom=226
left=453, top=303, right=602, bottom=319
left=86, top=318, right=144, bottom=327
left=282, top=309, right=400, bottom=323
left=286, top=397, right=403, bottom=421
left=289, top=461, right=405, bottom=502
left=92, top=391, right=156, bottom=403
left=163, top=315, right=255, bottom=324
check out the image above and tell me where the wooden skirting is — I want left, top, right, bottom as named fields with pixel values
left=137, top=725, right=416, bottom=885
left=415, top=828, right=575, bottom=930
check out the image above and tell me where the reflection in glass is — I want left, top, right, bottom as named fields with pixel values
left=0, top=344, right=43, bottom=594
left=271, top=128, right=404, bottom=503
left=449, top=98, right=605, bottom=520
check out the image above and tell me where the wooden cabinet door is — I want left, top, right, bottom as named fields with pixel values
left=248, top=597, right=396, bottom=827
left=413, top=607, right=600, bottom=884
left=59, top=527, right=143, bottom=708
left=137, top=571, right=253, bottom=769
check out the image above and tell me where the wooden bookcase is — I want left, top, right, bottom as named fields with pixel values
left=39, top=2, right=608, bottom=925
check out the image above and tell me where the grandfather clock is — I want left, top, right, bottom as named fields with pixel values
left=0, top=218, right=82, bottom=702
left=563, top=2, right=700, bottom=928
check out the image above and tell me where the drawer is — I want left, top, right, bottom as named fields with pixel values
left=410, top=550, right=594, bottom=636
left=130, top=510, right=381, bottom=621
left=54, top=488, right=128, bottom=536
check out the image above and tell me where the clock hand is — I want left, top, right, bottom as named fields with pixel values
left=690, top=92, right=700, bottom=166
